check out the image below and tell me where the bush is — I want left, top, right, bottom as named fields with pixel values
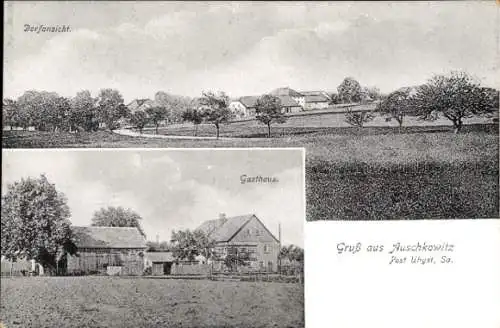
left=344, top=108, right=374, bottom=127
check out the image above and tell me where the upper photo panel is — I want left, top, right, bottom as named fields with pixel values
left=3, top=1, right=499, bottom=220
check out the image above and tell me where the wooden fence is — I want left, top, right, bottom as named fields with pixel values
left=1, top=259, right=33, bottom=276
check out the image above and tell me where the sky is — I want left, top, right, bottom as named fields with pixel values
left=1, top=149, right=305, bottom=247
left=4, top=1, right=499, bottom=103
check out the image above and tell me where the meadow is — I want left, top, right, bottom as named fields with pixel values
left=0, top=276, right=304, bottom=328
left=2, top=112, right=498, bottom=220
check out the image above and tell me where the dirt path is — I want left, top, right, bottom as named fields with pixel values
left=113, top=128, right=248, bottom=141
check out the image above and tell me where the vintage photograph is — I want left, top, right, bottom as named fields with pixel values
left=1, top=149, right=305, bottom=328
left=3, top=1, right=499, bottom=221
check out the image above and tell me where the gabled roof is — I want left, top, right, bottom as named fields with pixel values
left=238, top=96, right=259, bottom=109
left=71, top=226, right=147, bottom=249
left=304, top=94, right=330, bottom=103
left=127, top=99, right=151, bottom=107
left=270, top=87, right=304, bottom=98
left=277, top=95, right=300, bottom=107
left=196, top=214, right=278, bottom=243
left=145, top=252, right=174, bottom=262
left=197, top=218, right=228, bottom=236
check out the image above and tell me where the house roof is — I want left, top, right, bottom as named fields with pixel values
left=197, top=215, right=253, bottom=242
left=71, top=226, right=147, bottom=249
left=238, top=96, right=259, bottom=109
left=270, top=87, right=304, bottom=98
left=196, top=214, right=279, bottom=243
left=145, top=252, right=174, bottom=262
left=304, top=94, right=330, bottom=103
left=300, top=91, right=323, bottom=96
left=127, top=99, right=151, bottom=107
left=395, top=86, right=419, bottom=97
left=277, top=95, right=300, bottom=107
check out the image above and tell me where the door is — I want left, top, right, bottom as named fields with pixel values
left=163, top=262, right=172, bottom=275
left=152, top=263, right=163, bottom=275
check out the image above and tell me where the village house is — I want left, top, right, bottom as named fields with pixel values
left=196, top=213, right=280, bottom=272
left=65, top=226, right=147, bottom=276
left=229, top=93, right=302, bottom=117
left=300, top=91, right=331, bottom=110
left=269, top=87, right=306, bottom=109
left=229, top=96, right=259, bottom=119
left=126, top=98, right=156, bottom=114
left=277, top=95, right=302, bottom=114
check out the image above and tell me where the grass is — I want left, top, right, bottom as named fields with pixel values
left=0, top=276, right=304, bottom=328
left=307, top=160, right=498, bottom=220
left=2, top=123, right=498, bottom=220
left=143, top=113, right=497, bottom=138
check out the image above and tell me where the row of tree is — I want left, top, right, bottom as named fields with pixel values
left=345, top=71, right=498, bottom=133
left=3, top=71, right=497, bottom=136
left=2, top=89, right=191, bottom=133
left=1, top=174, right=303, bottom=273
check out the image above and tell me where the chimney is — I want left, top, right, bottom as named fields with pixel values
left=219, top=213, right=226, bottom=220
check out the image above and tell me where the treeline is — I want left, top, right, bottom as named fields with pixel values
left=3, top=71, right=498, bottom=136
left=345, top=71, right=499, bottom=132
left=2, top=89, right=192, bottom=133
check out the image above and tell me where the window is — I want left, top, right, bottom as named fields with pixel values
left=263, top=244, right=271, bottom=254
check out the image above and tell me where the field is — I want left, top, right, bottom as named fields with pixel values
left=0, top=276, right=304, bottom=328
left=2, top=115, right=498, bottom=220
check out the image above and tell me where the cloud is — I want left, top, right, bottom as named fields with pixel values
left=4, top=2, right=498, bottom=101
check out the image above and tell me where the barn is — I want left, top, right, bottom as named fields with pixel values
left=65, top=226, right=147, bottom=276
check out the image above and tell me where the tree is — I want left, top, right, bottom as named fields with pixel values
left=199, top=91, right=233, bottom=139
left=2, top=98, right=19, bottom=130
left=344, top=107, right=374, bottom=127
left=328, top=93, right=341, bottom=105
left=376, top=87, right=416, bottom=130
left=91, top=206, right=146, bottom=237
left=70, top=90, right=99, bottom=132
left=279, top=245, right=304, bottom=263
left=182, top=108, right=204, bottom=136
left=145, top=106, right=168, bottom=134
left=413, top=71, right=498, bottom=133
left=53, top=96, right=72, bottom=132
left=17, top=90, right=61, bottom=131
left=155, top=91, right=192, bottom=124
left=337, top=77, right=362, bottom=103
left=1, top=175, right=75, bottom=274
left=170, top=229, right=215, bottom=261
left=130, top=110, right=149, bottom=134
left=96, top=89, right=128, bottom=130
left=364, top=87, right=381, bottom=102
left=146, top=240, right=172, bottom=252
left=255, top=94, right=287, bottom=138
